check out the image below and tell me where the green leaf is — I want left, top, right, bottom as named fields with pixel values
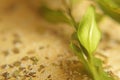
left=77, top=6, right=101, bottom=54
left=96, top=0, right=120, bottom=22
left=39, top=6, right=70, bottom=24
left=113, top=0, right=120, bottom=7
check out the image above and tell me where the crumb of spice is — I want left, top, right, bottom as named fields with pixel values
left=12, top=47, right=19, bottom=54
left=30, top=57, right=38, bottom=65
left=38, top=65, right=45, bottom=72
left=13, top=61, right=21, bottom=67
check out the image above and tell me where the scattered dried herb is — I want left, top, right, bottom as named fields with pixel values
left=3, top=50, right=9, bottom=56
left=27, top=50, right=35, bottom=54
left=12, top=47, right=20, bottom=54
left=30, top=57, right=39, bottom=65
left=2, top=72, right=10, bottom=79
left=21, top=56, right=29, bottom=61
left=13, top=61, right=21, bottom=67
left=38, top=65, right=45, bottom=72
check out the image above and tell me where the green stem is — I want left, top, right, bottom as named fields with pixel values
left=86, top=55, right=114, bottom=80
left=67, top=8, right=78, bottom=30
left=88, top=57, right=101, bottom=80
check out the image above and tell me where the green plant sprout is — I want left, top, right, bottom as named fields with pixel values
left=70, top=6, right=115, bottom=80
left=39, top=0, right=119, bottom=80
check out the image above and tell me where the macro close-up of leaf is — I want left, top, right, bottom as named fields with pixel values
left=77, top=6, right=101, bottom=54
left=71, top=6, right=116, bottom=80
